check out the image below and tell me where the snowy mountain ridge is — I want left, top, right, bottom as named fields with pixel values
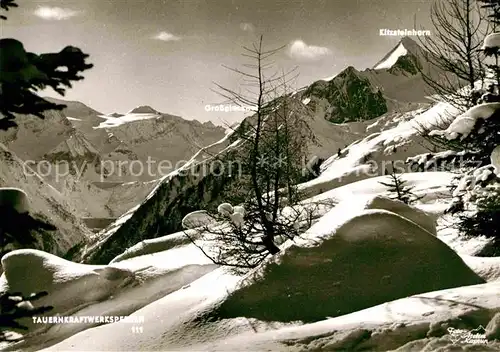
left=373, top=42, right=408, bottom=70
left=372, top=36, right=422, bottom=70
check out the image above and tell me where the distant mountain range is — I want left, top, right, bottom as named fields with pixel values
left=0, top=99, right=226, bottom=183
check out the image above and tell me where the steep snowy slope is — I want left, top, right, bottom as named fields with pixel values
left=373, top=42, right=408, bottom=70
left=82, top=85, right=466, bottom=266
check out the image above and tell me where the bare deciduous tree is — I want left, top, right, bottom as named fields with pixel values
left=416, top=0, right=491, bottom=110
left=183, top=36, right=330, bottom=272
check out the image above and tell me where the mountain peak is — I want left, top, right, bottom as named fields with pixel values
left=373, top=37, right=422, bottom=70
left=399, top=36, right=421, bottom=53
left=128, top=106, right=159, bottom=115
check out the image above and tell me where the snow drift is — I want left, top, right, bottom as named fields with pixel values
left=217, top=197, right=483, bottom=323
left=35, top=195, right=498, bottom=351
left=0, top=247, right=217, bottom=350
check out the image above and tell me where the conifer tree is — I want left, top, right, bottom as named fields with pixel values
left=379, top=163, right=423, bottom=205
left=0, top=0, right=93, bottom=130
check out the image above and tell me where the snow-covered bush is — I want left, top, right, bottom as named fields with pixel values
left=184, top=200, right=308, bottom=273
left=426, top=102, right=500, bottom=164
left=378, top=165, right=423, bottom=205
left=458, top=185, right=500, bottom=256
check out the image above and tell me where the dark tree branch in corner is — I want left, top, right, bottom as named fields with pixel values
left=0, top=0, right=17, bottom=20
left=0, top=1, right=93, bottom=130
left=0, top=291, right=53, bottom=342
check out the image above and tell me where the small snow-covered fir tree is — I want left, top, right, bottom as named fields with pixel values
left=458, top=185, right=500, bottom=254
left=379, top=164, right=423, bottom=205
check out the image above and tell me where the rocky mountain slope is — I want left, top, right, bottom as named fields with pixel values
left=301, top=37, right=454, bottom=123
left=0, top=143, right=93, bottom=261
left=0, top=100, right=227, bottom=220
left=94, top=107, right=226, bottom=181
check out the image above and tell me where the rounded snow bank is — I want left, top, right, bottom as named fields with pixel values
left=181, top=210, right=215, bottom=229
left=217, top=199, right=484, bottom=322
left=0, top=250, right=133, bottom=320
left=363, top=196, right=437, bottom=235
left=0, top=248, right=218, bottom=349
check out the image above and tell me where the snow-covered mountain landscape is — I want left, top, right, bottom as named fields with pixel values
left=2, top=0, right=500, bottom=351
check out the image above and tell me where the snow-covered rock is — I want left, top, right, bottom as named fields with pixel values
left=217, top=203, right=234, bottom=216
left=181, top=210, right=215, bottom=229
left=482, top=32, right=500, bottom=51
left=429, top=103, right=500, bottom=140
left=491, top=145, right=500, bottom=174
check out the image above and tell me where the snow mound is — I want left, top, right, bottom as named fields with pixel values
left=482, top=32, right=500, bottom=50
left=486, top=312, right=500, bottom=341
left=215, top=202, right=245, bottom=227
left=373, top=42, right=408, bottom=70
left=461, top=255, right=500, bottom=282
left=0, top=187, right=29, bottom=213
left=40, top=272, right=500, bottom=351
left=0, top=249, right=133, bottom=330
left=0, top=247, right=218, bottom=350
left=217, top=202, right=484, bottom=322
left=109, top=230, right=205, bottom=263
left=217, top=203, right=234, bottom=216
left=30, top=195, right=499, bottom=351
left=182, top=210, right=216, bottom=229
left=363, top=196, right=437, bottom=235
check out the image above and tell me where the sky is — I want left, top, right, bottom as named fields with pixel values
left=2, top=0, right=434, bottom=125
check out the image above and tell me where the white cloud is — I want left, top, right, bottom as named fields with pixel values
left=240, top=23, right=255, bottom=32
left=34, top=7, right=79, bottom=20
left=154, top=31, right=181, bottom=42
left=287, top=40, right=332, bottom=61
